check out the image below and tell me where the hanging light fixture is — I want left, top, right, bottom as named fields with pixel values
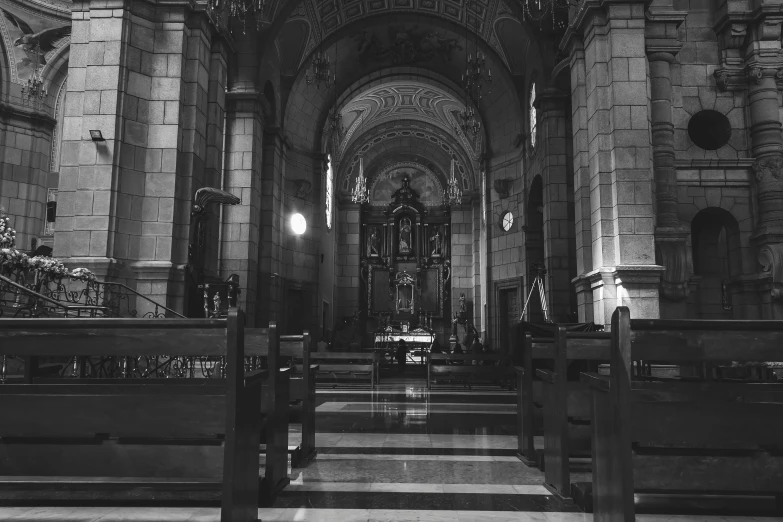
left=462, top=0, right=491, bottom=105
left=306, top=50, right=334, bottom=89
left=21, top=44, right=46, bottom=104
left=351, top=156, right=369, bottom=204
left=207, top=0, right=268, bottom=32
left=443, top=159, right=462, bottom=207
left=521, top=0, right=572, bottom=30
left=455, top=105, right=481, bottom=138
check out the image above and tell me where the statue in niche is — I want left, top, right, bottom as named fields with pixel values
left=398, top=217, right=412, bottom=255
left=392, top=175, right=419, bottom=204
left=459, top=293, right=466, bottom=314
left=367, top=227, right=381, bottom=257
left=430, top=229, right=442, bottom=257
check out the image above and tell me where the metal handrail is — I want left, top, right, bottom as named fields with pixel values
left=0, top=273, right=110, bottom=317
left=93, top=281, right=185, bottom=318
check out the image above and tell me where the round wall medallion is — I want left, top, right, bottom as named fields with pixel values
left=500, top=211, right=514, bottom=232
left=687, top=110, right=732, bottom=150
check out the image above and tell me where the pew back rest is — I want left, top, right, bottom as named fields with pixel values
left=0, top=318, right=230, bottom=357
left=429, top=353, right=510, bottom=363
left=528, top=332, right=611, bottom=361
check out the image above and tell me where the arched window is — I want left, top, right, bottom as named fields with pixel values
left=529, top=82, right=537, bottom=149
left=325, top=154, right=333, bottom=230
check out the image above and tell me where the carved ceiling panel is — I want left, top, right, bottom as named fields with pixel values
left=290, top=0, right=514, bottom=70
left=332, top=81, right=483, bottom=162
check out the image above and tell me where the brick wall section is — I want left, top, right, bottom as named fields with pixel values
left=450, top=207, right=474, bottom=321
left=0, top=120, right=51, bottom=251
left=336, top=206, right=361, bottom=319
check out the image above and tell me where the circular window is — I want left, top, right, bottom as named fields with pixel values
left=291, top=213, right=307, bottom=235
left=687, top=110, right=732, bottom=150
left=500, top=211, right=514, bottom=232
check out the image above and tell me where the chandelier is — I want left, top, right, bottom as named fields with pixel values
left=306, top=51, right=334, bottom=89
left=207, top=0, right=267, bottom=32
left=443, top=159, right=462, bottom=206
left=463, top=51, right=492, bottom=104
left=328, top=107, right=345, bottom=139
left=521, top=0, right=572, bottom=29
left=21, top=45, right=46, bottom=104
left=455, top=105, right=481, bottom=138
left=351, top=157, right=369, bottom=204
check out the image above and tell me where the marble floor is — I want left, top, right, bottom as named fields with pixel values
left=1, top=379, right=780, bottom=521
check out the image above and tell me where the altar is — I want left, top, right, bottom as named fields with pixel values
left=373, top=326, right=435, bottom=365
left=358, top=174, right=452, bottom=348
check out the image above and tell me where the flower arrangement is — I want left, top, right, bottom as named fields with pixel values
left=29, top=256, right=69, bottom=279
left=0, top=208, right=16, bottom=249
left=70, top=267, right=97, bottom=282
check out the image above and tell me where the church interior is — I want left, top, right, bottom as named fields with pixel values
left=1, top=0, right=783, bottom=520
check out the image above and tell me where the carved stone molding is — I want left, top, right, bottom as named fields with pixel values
left=747, top=65, right=764, bottom=84
left=752, top=156, right=783, bottom=182
left=758, top=243, right=783, bottom=301
left=493, top=178, right=513, bottom=199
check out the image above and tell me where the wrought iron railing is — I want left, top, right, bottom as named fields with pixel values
left=0, top=268, right=184, bottom=319
left=0, top=272, right=110, bottom=318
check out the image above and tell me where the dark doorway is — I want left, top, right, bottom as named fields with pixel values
left=285, top=288, right=304, bottom=335
left=494, top=279, right=522, bottom=357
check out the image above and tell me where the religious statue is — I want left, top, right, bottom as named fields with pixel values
left=398, top=217, right=412, bottom=255
left=430, top=229, right=442, bottom=257
left=367, top=227, right=380, bottom=257
left=459, top=293, right=466, bottom=314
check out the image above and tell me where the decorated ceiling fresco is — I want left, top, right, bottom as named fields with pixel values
left=370, top=162, right=444, bottom=207
left=289, top=0, right=518, bottom=72
left=332, top=81, right=483, bottom=162
left=0, top=0, right=70, bottom=85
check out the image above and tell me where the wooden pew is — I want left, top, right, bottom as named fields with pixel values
left=0, top=309, right=263, bottom=521
left=583, top=306, right=783, bottom=520
left=309, top=352, right=376, bottom=388
left=246, top=328, right=318, bottom=467
left=427, top=353, right=514, bottom=390
left=535, top=328, right=611, bottom=499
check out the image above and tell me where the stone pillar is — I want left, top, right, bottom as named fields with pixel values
left=564, top=0, right=663, bottom=328
left=256, top=128, right=286, bottom=326
left=744, top=13, right=783, bottom=316
left=567, top=37, right=595, bottom=323
left=221, top=91, right=265, bottom=323
left=537, top=88, right=576, bottom=323
left=646, top=12, right=690, bottom=319
left=55, top=1, right=222, bottom=316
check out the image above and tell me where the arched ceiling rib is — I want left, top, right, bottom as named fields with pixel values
left=329, top=80, right=483, bottom=162
left=287, top=0, right=520, bottom=72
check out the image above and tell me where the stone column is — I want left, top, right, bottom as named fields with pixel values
left=537, top=88, right=576, bottom=323
left=744, top=13, right=783, bottom=316
left=646, top=14, right=690, bottom=318
left=564, top=0, right=663, bottom=328
left=221, top=91, right=265, bottom=323
left=567, top=37, right=595, bottom=323
left=55, top=1, right=222, bottom=316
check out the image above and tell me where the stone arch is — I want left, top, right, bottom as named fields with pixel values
left=689, top=207, right=742, bottom=318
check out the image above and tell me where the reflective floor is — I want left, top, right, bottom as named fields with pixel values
left=1, top=379, right=780, bottom=521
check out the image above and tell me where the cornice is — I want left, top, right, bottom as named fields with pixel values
left=0, top=101, right=57, bottom=128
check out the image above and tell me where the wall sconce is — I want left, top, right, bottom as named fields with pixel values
left=89, top=130, right=105, bottom=142
left=291, top=213, right=307, bottom=235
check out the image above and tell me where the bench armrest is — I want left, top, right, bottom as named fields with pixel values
left=535, top=368, right=556, bottom=383
left=245, top=369, right=268, bottom=387
left=580, top=371, right=610, bottom=392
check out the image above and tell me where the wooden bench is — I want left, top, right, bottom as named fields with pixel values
left=0, top=308, right=263, bottom=521
left=427, top=353, right=514, bottom=389
left=582, top=306, right=783, bottom=519
left=309, top=352, right=376, bottom=388
left=246, top=328, right=318, bottom=467
left=532, top=329, right=611, bottom=498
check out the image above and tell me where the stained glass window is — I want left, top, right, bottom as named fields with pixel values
left=325, top=154, right=333, bottom=230
left=530, top=83, right=537, bottom=149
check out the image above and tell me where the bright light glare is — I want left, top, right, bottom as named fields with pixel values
left=291, top=213, right=307, bottom=235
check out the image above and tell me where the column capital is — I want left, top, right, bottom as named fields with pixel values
left=560, top=0, right=649, bottom=52
left=533, top=87, right=569, bottom=113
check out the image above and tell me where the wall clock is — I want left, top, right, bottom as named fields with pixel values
left=500, top=211, right=514, bottom=232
